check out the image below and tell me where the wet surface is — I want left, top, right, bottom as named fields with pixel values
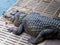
left=0, top=0, right=16, bottom=15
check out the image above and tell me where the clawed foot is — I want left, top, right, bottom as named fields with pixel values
left=13, top=28, right=23, bottom=35
left=28, top=37, right=44, bottom=44
left=7, top=27, right=16, bottom=32
left=7, top=27, right=23, bottom=35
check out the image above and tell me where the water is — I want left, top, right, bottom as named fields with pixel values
left=0, top=0, right=16, bottom=15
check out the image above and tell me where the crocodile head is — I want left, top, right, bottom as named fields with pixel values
left=3, top=10, right=19, bottom=23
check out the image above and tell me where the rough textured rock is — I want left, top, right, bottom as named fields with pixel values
left=15, top=0, right=60, bottom=18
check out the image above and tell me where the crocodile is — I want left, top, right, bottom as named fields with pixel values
left=8, top=12, right=60, bottom=44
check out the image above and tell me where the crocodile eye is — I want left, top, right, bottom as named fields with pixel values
left=16, top=10, right=19, bottom=12
left=4, top=15, right=7, bottom=18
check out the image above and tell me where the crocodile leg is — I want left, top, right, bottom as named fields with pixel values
left=8, top=23, right=24, bottom=35
left=28, top=29, right=57, bottom=44
left=13, top=23, right=24, bottom=35
left=7, top=27, right=17, bottom=33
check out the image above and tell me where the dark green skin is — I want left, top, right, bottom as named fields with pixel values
left=8, top=12, right=60, bottom=44
left=3, top=10, right=27, bottom=24
left=53, top=16, right=60, bottom=21
left=3, top=10, right=19, bottom=22
left=13, top=12, right=27, bottom=27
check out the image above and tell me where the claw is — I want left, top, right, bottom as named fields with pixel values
left=7, top=27, right=17, bottom=33
left=7, top=27, right=14, bottom=32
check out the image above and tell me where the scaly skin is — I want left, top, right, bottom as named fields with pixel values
left=8, top=12, right=60, bottom=44
left=3, top=10, right=19, bottom=22
left=14, top=12, right=27, bottom=27
left=53, top=17, right=60, bottom=21
left=3, top=10, right=27, bottom=24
